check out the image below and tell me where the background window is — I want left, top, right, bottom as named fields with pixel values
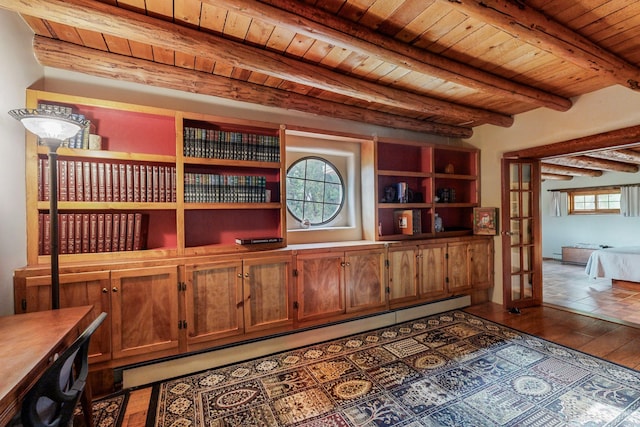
left=286, top=157, right=344, bottom=225
left=568, top=189, right=620, bottom=214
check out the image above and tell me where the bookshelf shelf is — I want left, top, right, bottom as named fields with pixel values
left=366, top=139, right=479, bottom=241
left=41, top=202, right=178, bottom=210
left=184, top=202, right=282, bottom=210
left=23, top=89, right=286, bottom=264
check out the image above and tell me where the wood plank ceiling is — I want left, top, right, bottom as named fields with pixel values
left=2, top=0, right=640, bottom=180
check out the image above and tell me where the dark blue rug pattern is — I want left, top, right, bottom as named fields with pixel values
left=148, top=310, right=640, bottom=426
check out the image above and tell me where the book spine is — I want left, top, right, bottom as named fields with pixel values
left=111, top=163, right=120, bottom=202
left=58, top=160, right=68, bottom=202
left=82, top=161, right=92, bottom=202
left=118, top=214, right=127, bottom=251
left=105, top=161, right=113, bottom=202
left=104, top=213, right=113, bottom=253
left=126, top=213, right=135, bottom=251
left=119, top=163, right=127, bottom=202
left=67, top=160, right=75, bottom=202
left=140, top=164, right=147, bottom=203
left=111, top=213, right=120, bottom=252
left=126, top=163, right=134, bottom=202
left=90, top=161, right=99, bottom=202
left=75, top=161, right=84, bottom=202
left=133, top=164, right=141, bottom=202
left=74, top=214, right=82, bottom=254
left=59, top=213, right=67, bottom=254
left=67, top=213, right=75, bottom=254
left=82, top=213, right=90, bottom=253
left=89, top=213, right=98, bottom=253
left=159, top=166, right=166, bottom=203
left=97, top=213, right=105, bottom=252
left=98, top=162, right=106, bottom=202
left=43, top=214, right=50, bottom=255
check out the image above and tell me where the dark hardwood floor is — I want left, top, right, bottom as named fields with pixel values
left=117, top=294, right=640, bottom=427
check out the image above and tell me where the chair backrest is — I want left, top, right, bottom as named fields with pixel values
left=20, top=312, right=107, bottom=427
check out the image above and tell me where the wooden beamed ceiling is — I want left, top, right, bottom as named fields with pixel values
left=2, top=0, right=640, bottom=179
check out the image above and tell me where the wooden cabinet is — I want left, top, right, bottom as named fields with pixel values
left=295, top=247, right=386, bottom=324
left=23, top=89, right=286, bottom=265
left=447, top=241, right=472, bottom=293
left=388, top=242, right=448, bottom=309
left=388, top=237, right=493, bottom=308
left=109, top=266, right=180, bottom=361
left=19, top=271, right=111, bottom=363
left=469, top=238, right=494, bottom=290
left=242, top=255, right=294, bottom=333
left=183, top=254, right=293, bottom=352
left=446, top=238, right=494, bottom=294
left=418, top=242, right=448, bottom=298
left=295, top=252, right=345, bottom=322
left=366, top=139, right=479, bottom=242
left=15, top=264, right=182, bottom=364
left=183, top=260, right=244, bottom=350
left=345, top=248, right=386, bottom=313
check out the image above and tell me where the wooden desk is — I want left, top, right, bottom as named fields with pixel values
left=0, top=306, right=93, bottom=426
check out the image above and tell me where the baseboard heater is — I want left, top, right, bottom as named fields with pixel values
left=122, top=295, right=470, bottom=388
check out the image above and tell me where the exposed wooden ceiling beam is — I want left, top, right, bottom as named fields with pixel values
left=541, top=173, right=573, bottom=181
left=544, top=156, right=639, bottom=173
left=32, top=36, right=472, bottom=138
left=445, top=0, right=640, bottom=90
left=214, top=0, right=572, bottom=112
left=541, top=163, right=603, bottom=177
left=504, top=125, right=640, bottom=159
left=0, top=0, right=513, bottom=128
left=585, top=149, right=640, bottom=164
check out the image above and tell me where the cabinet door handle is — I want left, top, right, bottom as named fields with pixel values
left=102, top=288, right=108, bottom=293
left=112, top=287, right=118, bottom=292
left=244, top=272, right=250, bottom=278
left=237, top=273, right=243, bottom=278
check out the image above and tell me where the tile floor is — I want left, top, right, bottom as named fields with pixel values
left=543, top=259, right=640, bottom=326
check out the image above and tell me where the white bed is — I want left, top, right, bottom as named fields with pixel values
left=585, top=246, right=640, bottom=283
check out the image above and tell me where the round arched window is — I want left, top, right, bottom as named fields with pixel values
left=286, top=156, right=344, bottom=225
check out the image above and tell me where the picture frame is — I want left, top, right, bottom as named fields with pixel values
left=473, top=207, right=498, bottom=235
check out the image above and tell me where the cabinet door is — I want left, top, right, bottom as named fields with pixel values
left=345, top=248, right=387, bottom=313
left=243, top=255, right=293, bottom=333
left=24, top=271, right=111, bottom=363
left=446, top=242, right=472, bottom=293
left=469, top=238, right=494, bottom=289
left=387, top=246, right=418, bottom=306
left=295, top=252, right=345, bottom=322
left=184, top=260, right=244, bottom=349
left=110, top=266, right=179, bottom=360
left=418, top=243, right=448, bottom=298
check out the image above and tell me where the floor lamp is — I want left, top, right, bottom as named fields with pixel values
left=9, top=109, right=86, bottom=309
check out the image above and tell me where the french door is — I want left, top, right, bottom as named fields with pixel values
left=501, top=158, right=542, bottom=309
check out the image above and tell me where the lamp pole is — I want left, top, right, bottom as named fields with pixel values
left=44, top=141, right=61, bottom=309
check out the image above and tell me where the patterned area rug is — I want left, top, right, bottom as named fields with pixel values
left=146, top=310, right=640, bottom=426
left=74, top=390, right=129, bottom=427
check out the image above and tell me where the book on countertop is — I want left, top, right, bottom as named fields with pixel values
left=235, top=237, right=283, bottom=245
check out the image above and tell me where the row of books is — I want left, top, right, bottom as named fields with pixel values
left=39, top=212, right=149, bottom=255
left=38, top=103, right=92, bottom=149
left=183, top=127, right=280, bottom=162
left=38, top=159, right=177, bottom=203
left=184, top=173, right=268, bottom=203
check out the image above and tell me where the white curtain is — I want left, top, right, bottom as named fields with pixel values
left=620, top=185, right=640, bottom=217
left=550, top=191, right=563, bottom=216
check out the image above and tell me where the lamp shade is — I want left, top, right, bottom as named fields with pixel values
left=8, top=108, right=86, bottom=141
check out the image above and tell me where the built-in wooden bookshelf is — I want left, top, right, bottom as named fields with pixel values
left=370, top=139, right=479, bottom=241
left=24, top=89, right=286, bottom=265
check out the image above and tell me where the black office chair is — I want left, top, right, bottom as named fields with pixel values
left=16, top=312, right=107, bottom=427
